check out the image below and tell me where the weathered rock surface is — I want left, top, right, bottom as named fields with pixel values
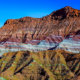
left=0, top=50, right=80, bottom=80
left=0, top=6, right=80, bottom=55
left=0, top=6, right=80, bottom=43
left=0, top=6, right=80, bottom=80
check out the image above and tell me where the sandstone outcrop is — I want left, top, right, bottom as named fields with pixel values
left=0, top=6, right=80, bottom=43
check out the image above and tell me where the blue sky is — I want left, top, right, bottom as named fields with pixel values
left=0, top=0, right=80, bottom=27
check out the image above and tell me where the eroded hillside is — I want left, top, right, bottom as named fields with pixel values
left=0, top=50, right=80, bottom=80
left=0, top=6, right=80, bottom=42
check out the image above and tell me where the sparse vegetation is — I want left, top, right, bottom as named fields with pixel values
left=0, top=50, right=80, bottom=80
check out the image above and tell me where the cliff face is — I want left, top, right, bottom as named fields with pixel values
left=0, top=6, right=80, bottom=43
left=0, top=50, right=80, bottom=80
